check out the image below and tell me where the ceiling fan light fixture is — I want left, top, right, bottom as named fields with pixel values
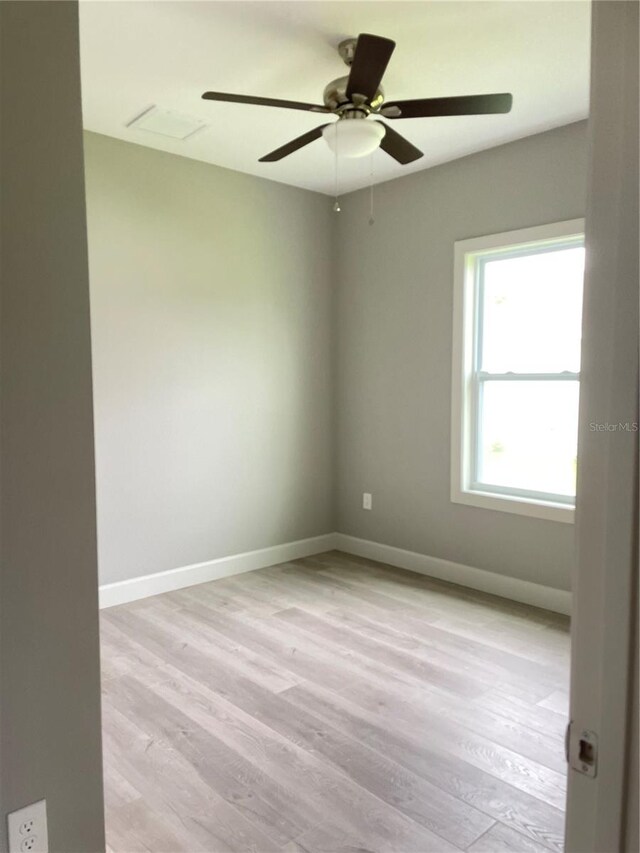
left=202, top=32, right=512, bottom=165
left=322, top=120, right=386, bottom=158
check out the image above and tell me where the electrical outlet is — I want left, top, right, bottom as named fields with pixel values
left=363, top=492, right=372, bottom=510
left=20, top=819, right=36, bottom=836
left=7, top=801, right=48, bottom=853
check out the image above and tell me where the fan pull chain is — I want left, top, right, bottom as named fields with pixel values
left=333, top=134, right=341, bottom=213
left=369, top=152, right=375, bottom=225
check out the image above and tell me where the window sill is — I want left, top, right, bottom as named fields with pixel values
left=451, top=487, right=575, bottom=523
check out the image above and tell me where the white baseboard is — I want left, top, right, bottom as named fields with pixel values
left=99, top=533, right=338, bottom=609
left=334, top=533, right=571, bottom=615
left=99, top=530, right=571, bottom=616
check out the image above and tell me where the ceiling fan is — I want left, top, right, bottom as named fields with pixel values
left=202, top=33, right=513, bottom=165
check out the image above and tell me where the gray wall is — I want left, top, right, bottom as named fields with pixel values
left=84, top=133, right=334, bottom=586
left=335, top=121, right=588, bottom=591
left=0, top=3, right=105, bottom=852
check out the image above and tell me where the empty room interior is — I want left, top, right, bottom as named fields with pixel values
left=83, top=3, right=584, bottom=850
left=1, top=1, right=638, bottom=853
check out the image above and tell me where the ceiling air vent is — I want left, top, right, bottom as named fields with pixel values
left=126, top=106, right=207, bottom=140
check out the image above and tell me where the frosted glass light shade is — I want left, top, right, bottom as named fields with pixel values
left=322, top=120, right=386, bottom=158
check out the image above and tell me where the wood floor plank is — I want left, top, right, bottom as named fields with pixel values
left=293, top=558, right=569, bottom=678
left=106, top=675, right=309, bottom=846
left=137, top=601, right=303, bottom=694
left=537, top=690, right=570, bottom=716
left=281, top=681, right=566, bottom=853
left=467, top=821, right=555, bottom=853
left=173, top=601, right=434, bottom=700
left=320, top=606, right=565, bottom=708
left=275, top=606, right=489, bottom=699
left=476, top=690, right=568, bottom=740
left=119, top=657, right=464, bottom=851
left=102, top=693, right=284, bottom=852
left=287, top=821, right=462, bottom=853
left=109, top=645, right=472, bottom=849
left=272, top=608, right=565, bottom=773
left=231, top=567, right=565, bottom=701
left=141, top=660, right=496, bottom=849
left=309, top=558, right=569, bottom=667
left=334, top=680, right=567, bottom=811
left=313, top=552, right=568, bottom=631
left=102, top=550, right=570, bottom=853
left=105, top=799, right=185, bottom=853
left=104, top=613, right=471, bottom=850
left=106, top=605, right=299, bottom=695
left=103, top=704, right=279, bottom=853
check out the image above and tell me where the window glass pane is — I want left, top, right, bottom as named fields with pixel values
left=480, top=245, right=584, bottom=373
left=477, top=380, right=579, bottom=498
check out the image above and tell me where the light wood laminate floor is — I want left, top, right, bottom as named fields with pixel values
left=101, top=551, right=570, bottom=853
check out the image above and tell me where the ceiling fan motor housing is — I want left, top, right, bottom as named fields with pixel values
left=323, top=76, right=385, bottom=115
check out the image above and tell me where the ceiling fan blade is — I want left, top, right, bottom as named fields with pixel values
left=381, top=93, right=513, bottom=119
left=376, top=121, right=423, bottom=164
left=202, top=91, right=329, bottom=113
left=259, top=124, right=331, bottom=162
left=346, top=34, right=396, bottom=103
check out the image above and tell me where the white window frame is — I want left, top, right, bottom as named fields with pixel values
left=451, top=219, right=585, bottom=524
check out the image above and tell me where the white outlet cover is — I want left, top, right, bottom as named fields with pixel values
left=7, top=800, right=48, bottom=853
left=363, top=493, right=372, bottom=510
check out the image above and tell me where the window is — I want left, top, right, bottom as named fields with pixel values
left=451, top=220, right=585, bottom=523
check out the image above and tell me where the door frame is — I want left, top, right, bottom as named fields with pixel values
left=564, top=2, right=639, bottom=851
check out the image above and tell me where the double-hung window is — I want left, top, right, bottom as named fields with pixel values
left=451, top=220, right=585, bottom=523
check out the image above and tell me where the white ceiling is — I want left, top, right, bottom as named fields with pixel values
left=79, top=1, right=591, bottom=195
